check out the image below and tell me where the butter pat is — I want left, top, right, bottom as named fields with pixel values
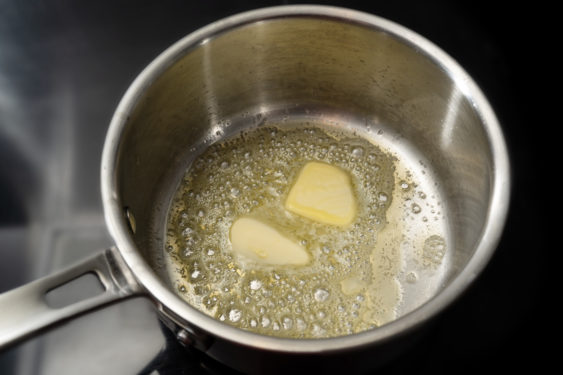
left=285, top=162, right=357, bottom=226
left=229, top=217, right=310, bottom=266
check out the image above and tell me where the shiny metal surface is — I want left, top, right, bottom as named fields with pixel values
left=100, top=5, right=508, bottom=372
left=0, top=1, right=548, bottom=374
left=0, top=248, right=139, bottom=350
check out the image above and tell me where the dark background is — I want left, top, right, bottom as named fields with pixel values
left=1, top=0, right=552, bottom=374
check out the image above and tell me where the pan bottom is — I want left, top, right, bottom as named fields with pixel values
left=154, top=108, right=451, bottom=338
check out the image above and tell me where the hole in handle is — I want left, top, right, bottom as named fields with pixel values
left=45, top=272, right=105, bottom=309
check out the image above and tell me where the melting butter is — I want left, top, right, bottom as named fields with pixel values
left=164, top=124, right=402, bottom=338
left=285, top=161, right=357, bottom=226
left=230, top=217, right=310, bottom=265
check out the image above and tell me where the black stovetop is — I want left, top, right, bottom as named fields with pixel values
left=0, top=1, right=551, bottom=373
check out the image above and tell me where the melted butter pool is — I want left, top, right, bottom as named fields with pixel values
left=163, top=121, right=449, bottom=338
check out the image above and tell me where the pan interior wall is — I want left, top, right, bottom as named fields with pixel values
left=115, top=17, right=494, bottom=305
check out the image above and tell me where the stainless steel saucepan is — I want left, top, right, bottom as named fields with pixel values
left=0, top=5, right=510, bottom=373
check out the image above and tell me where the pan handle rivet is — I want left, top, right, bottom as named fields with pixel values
left=176, top=329, right=193, bottom=346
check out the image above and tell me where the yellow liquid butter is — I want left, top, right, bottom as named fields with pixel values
left=164, top=124, right=403, bottom=338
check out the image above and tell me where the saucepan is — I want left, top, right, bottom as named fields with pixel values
left=0, top=5, right=510, bottom=373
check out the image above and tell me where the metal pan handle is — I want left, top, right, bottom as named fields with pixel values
left=0, top=247, right=142, bottom=350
